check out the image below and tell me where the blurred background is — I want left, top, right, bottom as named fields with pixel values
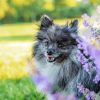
left=0, top=0, right=100, bottom=99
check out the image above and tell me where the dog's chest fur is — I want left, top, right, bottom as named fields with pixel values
left=35, top=59, right=61, bottom=85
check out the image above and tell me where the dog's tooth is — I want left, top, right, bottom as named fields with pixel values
left=52, top=57, right=54, bottom=61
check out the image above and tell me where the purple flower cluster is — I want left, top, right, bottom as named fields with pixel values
left=31, top=73, right=52, bottom=93
left=76, top=39, right=100, bottom=100
left=76, top=6, right=100, bottom=100
left=76, top=38, right=94, bottom=73
left=89, top=45, right=100, bottom=83
left=77, top=83, right=96, bottom=100
left=82, top=14, right=90, bottom=27
left=76, top=37, right=100, bottom=99
left=82, top=13, right=100, bottom=43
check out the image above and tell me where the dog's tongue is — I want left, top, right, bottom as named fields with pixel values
left=47, top=55, right=55, bottom=61
left=48, top=56, right=54, bottom=59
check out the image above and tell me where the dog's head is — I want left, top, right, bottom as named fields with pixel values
left=37, top=15, right=78, bottom=62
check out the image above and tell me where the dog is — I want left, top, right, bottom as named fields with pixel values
left=33, top=15, right=100, bottom=99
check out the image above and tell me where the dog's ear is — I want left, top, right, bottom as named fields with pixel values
left=40, top=15, right=53, bottom=30
left=62, top=20, right=78, bottom=37
left=69, top=20, right=78, bottom=33
left=69, top=20, right=78, bottom=38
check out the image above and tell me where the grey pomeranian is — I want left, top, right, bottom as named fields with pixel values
left=33, top=15, right=100, bottom=99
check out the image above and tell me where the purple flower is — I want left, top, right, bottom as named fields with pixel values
left=83, top=50, right=89, bottom=56
left=83, top=20, right=89, bottom=27
left=83, top=63, right=89, bottom=72
left=86, top=94, right=91, bottom=100
left=93, top=49, right=100, bottom=70
left=77, top=83, right=85, bottom=93
left=82, top=14, right=90, bottom=27
left=93, top=73, right=100, bottom=84
left=47, top=93, right=67, bottom=100
left=77, top=44, right=83, bottom=49
left=31, top=74, right=46, bottom=84
left=77, top=83, right=96, bottom=100
left=31, top=73, right=52, bottom=93
left=66, top=94, right=76, bottom=100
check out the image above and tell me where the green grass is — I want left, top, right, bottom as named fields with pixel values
left=0, top=77, right=45, bottom=100
left=0, top=20, right=69, bottom=42
left=0, top=22, right=37, bottom=42
left=0, top=35, right=34, bottom=41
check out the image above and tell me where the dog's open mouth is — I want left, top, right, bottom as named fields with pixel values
left=47, top=54, right=67, bottom=63
left=47, top=55, right=56, bottom=62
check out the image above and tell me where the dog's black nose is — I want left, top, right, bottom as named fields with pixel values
left=47, top=49, right=53, bottom=55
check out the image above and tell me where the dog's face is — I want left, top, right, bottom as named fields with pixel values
left=37, top=15, right=78, bottom=62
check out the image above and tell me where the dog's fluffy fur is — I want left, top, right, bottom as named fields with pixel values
left=33, top=15, right=100, bottom=98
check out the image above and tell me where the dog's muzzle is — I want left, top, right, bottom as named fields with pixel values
left=46, top=49, right=57, bottom=62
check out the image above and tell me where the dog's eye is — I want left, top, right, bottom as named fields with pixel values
left=57, top=43, right=64, bottom=48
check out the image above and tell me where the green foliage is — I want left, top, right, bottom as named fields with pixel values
left=0, top=77, right=45, bottom=100
left=52, top=1, right=93, bottom=18
left=0, top=0, right=97, bottom=24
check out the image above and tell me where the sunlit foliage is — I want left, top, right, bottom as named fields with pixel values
left=0, top=0, right=99, bottom=23
left=0, top=0, right=9, bottom=19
